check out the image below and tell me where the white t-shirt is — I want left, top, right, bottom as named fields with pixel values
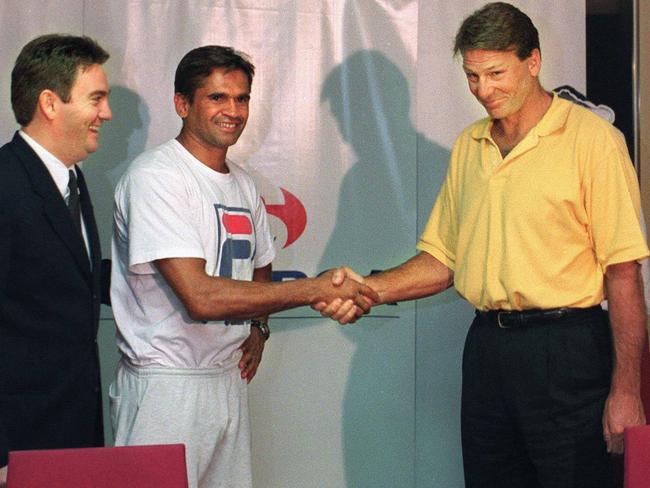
left=111, top=139, right=275, bottom=368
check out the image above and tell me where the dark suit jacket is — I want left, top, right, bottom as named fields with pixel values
left=0, top=132, right=104, bottom=466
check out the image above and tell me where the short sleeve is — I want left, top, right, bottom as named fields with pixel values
left=114, top=166, right=205, bottom=274
left=416, top=142, right=461, bottom=270
left=252, top=193, right=275, bottom=268
left=584, top=126, right=649, bottom=270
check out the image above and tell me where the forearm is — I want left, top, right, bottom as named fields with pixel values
left=155, top=257, right=375, bottom=322
left=185, top=274, right=326, bottom=321
left=606, top=261, right=648, bottom=394
left=365, top=251, right=453, bottom=305
left=251, top=264, right=272, bottom=323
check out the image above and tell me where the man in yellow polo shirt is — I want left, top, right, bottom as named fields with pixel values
left=315, top=3, right=649, bottom=488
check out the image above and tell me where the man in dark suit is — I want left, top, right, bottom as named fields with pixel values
left=0, top=34, right=112, bottom=485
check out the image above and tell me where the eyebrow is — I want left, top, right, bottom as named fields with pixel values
left=207, top=91, right=250, bottom=97
left=462, top=63, right=504, bottom=73
left=90, top=89, right=110, bottom=97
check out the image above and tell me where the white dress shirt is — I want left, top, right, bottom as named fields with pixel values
left=19, top=130, right=91, bottom=258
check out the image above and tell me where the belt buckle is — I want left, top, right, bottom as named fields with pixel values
left=497, top=312, right=509, bottom=328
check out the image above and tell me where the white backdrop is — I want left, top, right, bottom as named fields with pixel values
left=0, top=1, right=584, bottom=486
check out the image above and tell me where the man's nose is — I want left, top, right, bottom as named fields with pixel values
left=100, top=101, right=113, bottom=121
left=223, top=98, right=239, bottom=116
left=476, top=79, right=494, bottom=100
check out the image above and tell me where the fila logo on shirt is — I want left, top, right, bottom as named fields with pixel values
left=215, top=204, right=255, bottom=279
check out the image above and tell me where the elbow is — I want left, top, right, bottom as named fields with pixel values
left=186, top=304, right=210, bottom=322
left=436, top=269, right=454, bottom=293
left=184, top=297, right=228, bottom=322
left=444, top=272, right=454, bottom=290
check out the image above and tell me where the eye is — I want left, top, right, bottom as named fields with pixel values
left=209, top=94, right=223, bottom=102
left=237, top=95, right=250, bottom=103
left=465, top=72, right=478, bottom=82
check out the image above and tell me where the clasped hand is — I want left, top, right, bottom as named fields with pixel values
left=312, top=267, right=375, bottom=324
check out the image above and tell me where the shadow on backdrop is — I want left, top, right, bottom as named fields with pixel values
left=319, top=48, right=460, bottom=487
left=84, top=85, right=150, bottom=249
left=82, top=85, right=150, bottom=445
left=413, top=77, right=473, bottom=488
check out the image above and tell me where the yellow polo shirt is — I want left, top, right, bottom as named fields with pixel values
left=417, top=94, right=649, bottom=310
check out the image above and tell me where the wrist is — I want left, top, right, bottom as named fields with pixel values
left=306, top=277, right=325, bottom=304
left=251, top=319, right=270, bottom=341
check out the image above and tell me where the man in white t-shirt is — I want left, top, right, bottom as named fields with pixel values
left=110, top=45, right=377, bottom=488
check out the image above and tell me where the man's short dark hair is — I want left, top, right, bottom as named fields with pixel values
left=453, top=2, right=540, bottom=60
left=11, top=34, right=109, bottom=126
left=174, top=46, right=255, bottom=102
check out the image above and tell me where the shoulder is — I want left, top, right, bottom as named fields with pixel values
left=0, top=137, right=32, bottom=193
left=130, top=139, right=180, bottom=172
left=118, top=140, right=184, bottom=187
left=225, top=159, right=249, bottom=176
left=0, top=136, right=26, bottom=170
left=454, top=117, right=490, bottom=147
left=560, top=97, right=617, bottom=135
left=446, top=118, right=489, bottom=168
left=0, top=140, right=35, bottom=223
left=226, top=159, right=258, bottom=187
left=562, top=99, right=629, bottom=155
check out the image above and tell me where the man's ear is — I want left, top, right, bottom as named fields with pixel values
left=174, top=92, right=189, bottom=118
left=37, top=89, right=60, bottom=121
left=527, top=48, right=542, bottom=77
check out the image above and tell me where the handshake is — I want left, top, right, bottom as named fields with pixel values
left=310, top=267, right=379, bottom=324
left=305, top=253, right=452, bottom=324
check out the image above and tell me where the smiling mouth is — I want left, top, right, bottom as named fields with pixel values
left=216, top=121, right=239, bottom=130
left=483, top=99, right=502, bottom=109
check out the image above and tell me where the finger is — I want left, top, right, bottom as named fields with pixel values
left=353, top=293, right=374, bottom=313
left=604, top=434, right=612, bottom=453
left=240, top=354, right=254, bottom=375
left=331, top=268, right=346, bottom=286
left=246, top=364, right=259, bottom=383
left=242, top=361, right=258, bottom=382
left=319, top=298, right=344, bottom=318
left=610, top=434, right=624, bottom=454
left=239, top=353, right=251, bottom=371
left=602, top=422, right=611, bottom=453
left=331, top=299, right=356, bottom=322
left=339, top=305, right=362, bottom=325
left=312, top=301, right=327, bottom=311
left=245, top=349, right=263, bottom=381
left=354, top=304, right=367, bottom=318
left=359, top=283, right=379, bottom=303
left=341, top=267, right=364, bottom=283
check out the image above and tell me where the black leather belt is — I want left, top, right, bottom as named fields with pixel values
left=476, top=306, right=602, bottom=329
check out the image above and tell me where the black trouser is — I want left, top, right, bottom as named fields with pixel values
left=461, top=307, right=614, bottom=488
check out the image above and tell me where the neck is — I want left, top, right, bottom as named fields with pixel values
left=176, top=131, right=229, bottom=173
left=22, top=124, right=77, bottom=168
left=494, top=86, right=552, bottom=141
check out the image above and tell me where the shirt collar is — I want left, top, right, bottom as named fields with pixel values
left=19, top=130, right=77, bottom=199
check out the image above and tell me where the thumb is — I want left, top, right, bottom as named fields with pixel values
left=331, top=267, right=347, bottom=286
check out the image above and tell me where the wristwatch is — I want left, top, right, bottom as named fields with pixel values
left=251, top=320, right=270, bottom=341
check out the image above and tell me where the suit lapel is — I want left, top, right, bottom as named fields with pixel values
left=77, top=167, right=103, bottom=295
left=10, top=133, right=93, bottom=285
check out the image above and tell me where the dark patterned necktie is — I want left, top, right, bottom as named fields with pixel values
left=67, top=169, right=82, bottom=234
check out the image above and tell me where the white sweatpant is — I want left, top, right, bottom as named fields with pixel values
left=109, top=356, right=251, bottom=488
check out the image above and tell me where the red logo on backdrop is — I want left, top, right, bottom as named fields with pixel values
left=262, top=188, right=307, bottom=248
